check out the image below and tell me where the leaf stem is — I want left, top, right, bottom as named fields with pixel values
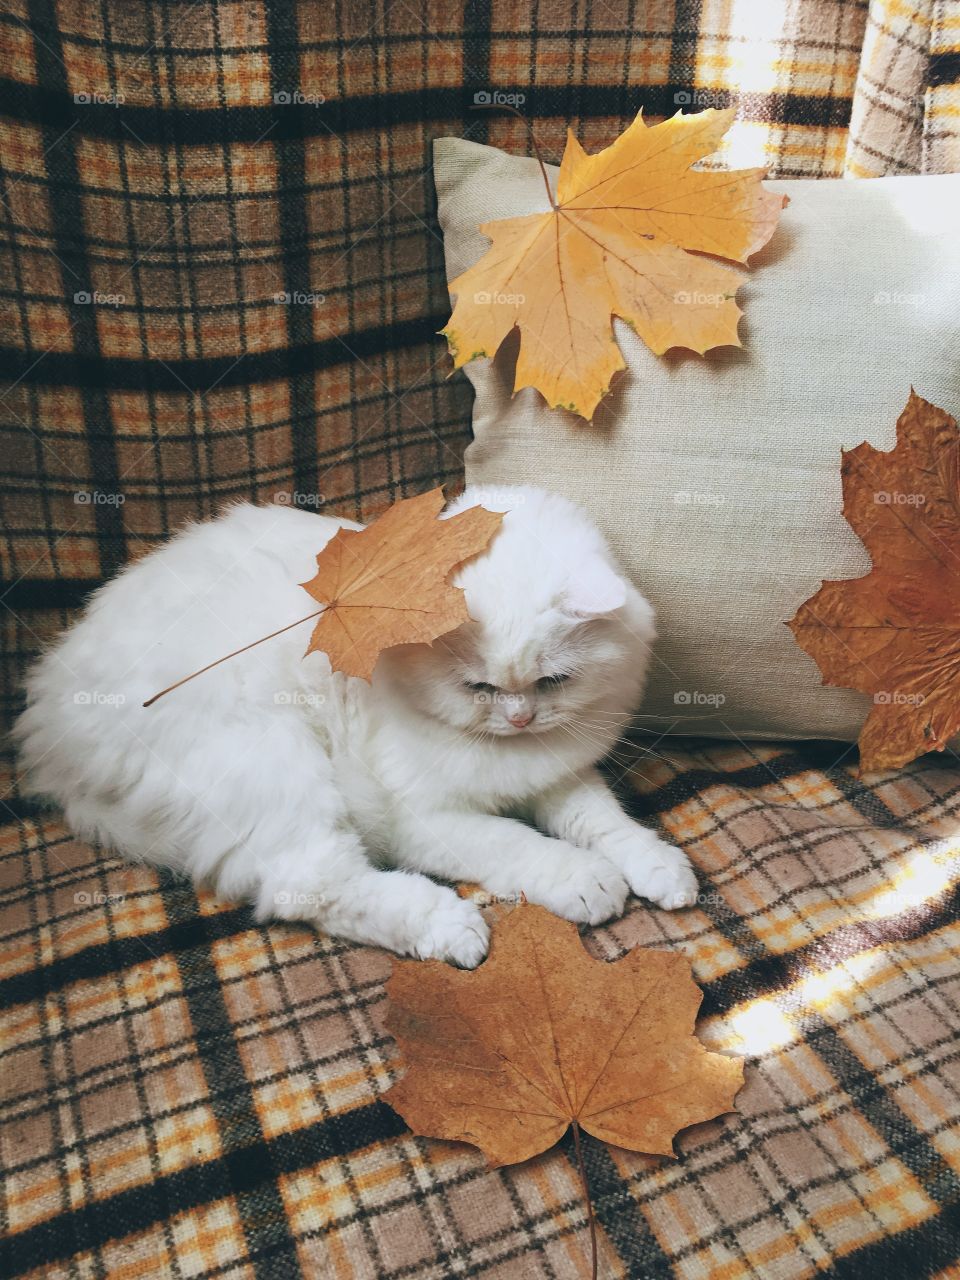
left=470, top=102, right=556, bottom=210
left=142, top=609, right=324, bottom=707
left=571, top=1120, right=598, bottom=1280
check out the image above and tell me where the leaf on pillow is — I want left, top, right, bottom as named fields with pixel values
left=301, top=488, right=503, bottom=680
left=383, top=904, right=744, bottom=1167
left=442, top=108, right=786, bottom=421
left=787, top=390, right=960, bottom=772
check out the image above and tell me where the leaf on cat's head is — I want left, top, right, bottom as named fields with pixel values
left=301, top=488, right=504, bottom=680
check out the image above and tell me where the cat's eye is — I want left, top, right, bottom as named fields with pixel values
left=536, top=673, right=571, bottom=690
left=467, top=680, right=495, bottom=694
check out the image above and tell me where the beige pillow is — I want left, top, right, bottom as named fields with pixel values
left=433, top=137, right=960, bottom=742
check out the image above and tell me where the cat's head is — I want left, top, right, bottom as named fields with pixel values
left=376, top=487, right=655, bottom=740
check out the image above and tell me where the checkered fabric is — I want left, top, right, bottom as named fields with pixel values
left=3, top=3, right=959, bottom=1278
left=3, top=736, right=960, bottom=1278
left=845, top=0, right=960, bottom=176
left=3, top=0, right=955, bottom=755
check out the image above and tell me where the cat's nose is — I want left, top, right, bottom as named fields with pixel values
left=508, top=711, right=534, bottom=728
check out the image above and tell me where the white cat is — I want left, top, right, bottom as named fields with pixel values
left=15, top=486, right=696, bottom=966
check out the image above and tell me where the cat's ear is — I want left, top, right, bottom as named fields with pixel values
left=564, top=560, right=627, bottom=619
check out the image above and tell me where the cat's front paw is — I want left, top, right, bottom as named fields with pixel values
left=523, top=853, right=628, bottom=926
left=607, top=831, right=698, bottom=910
left=412, top=897, right=489, bottom=968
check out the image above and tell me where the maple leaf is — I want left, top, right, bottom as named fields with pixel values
left=442, top=108, right=786, bottom=420
left=300, top=488, right=503, bottom=680
left=787, top=390, right=960, bottom=772
left=144, top=488, right=501, bottom=705
left=383, top=905, right=743, bottom=1165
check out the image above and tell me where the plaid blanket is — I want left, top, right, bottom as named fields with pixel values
left=3, top=2, right=960, bottom=1276
left=3, top=736, right=960, bottom=1278
left=2, top=0, right=957, bottom=749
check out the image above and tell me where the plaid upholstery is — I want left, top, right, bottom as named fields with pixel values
left=4, top=736, right=960, bottom=1277
left=1, top=0, right=950, bottom=758
left=926, top=0, right=960, bottom=172
left=844, top=0, right=960, bottom=176
left=0, top=0, right=951, bottom=738
left=2, top=3, right=959, bottom=1277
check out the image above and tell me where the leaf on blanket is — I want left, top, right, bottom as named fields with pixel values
left=301, top=488, right=503, bottom=680
left=383, top=904, right=743, bottom=1166
left=442, top=107, right=786, bottom=421
left=787, top=389, right=960, bottom=772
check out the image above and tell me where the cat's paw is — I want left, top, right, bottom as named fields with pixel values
left=606, top=831, right=698, bottom=910
left=522, top=853, right=628, bottom=926
left=412, top=897, right=489, bottom=968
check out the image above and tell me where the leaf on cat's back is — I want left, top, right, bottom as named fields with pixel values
left=383, top=902, right=743, bottom=1165
left=301, top=488, right=503, bottom=680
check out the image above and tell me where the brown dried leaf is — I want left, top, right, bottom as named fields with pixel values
left=383, top=904, right=743, bottom=1166
left=788, top=390, right=960, bottom=772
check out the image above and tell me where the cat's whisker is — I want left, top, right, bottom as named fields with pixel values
left=556, top=720, right=640, bottom=768
left=561, top=717, right=683, bottom=770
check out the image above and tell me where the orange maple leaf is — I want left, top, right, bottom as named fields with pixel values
left=143, top=488, right=501, bottom=705
left=442, top=107, right=786, bottom=420
left=300, top=488, right=503, bottom=680
left=383, top=904, right=743, bottom=1167
left=787, top=390, right=960, bottom=772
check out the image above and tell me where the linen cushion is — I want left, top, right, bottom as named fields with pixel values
left=434, top=137, right=960, bottom=740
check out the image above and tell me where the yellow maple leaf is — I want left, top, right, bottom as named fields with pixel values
left=443, top=108, right=786, bottom=420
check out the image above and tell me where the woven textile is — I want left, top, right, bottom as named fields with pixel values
left=3, top=4, right=960, bottom=1277
left=845, top=0, right=960, bottom=176
left=2, top=0, right=952, bottom=750
left=3, top=736, right=960, bottom=1278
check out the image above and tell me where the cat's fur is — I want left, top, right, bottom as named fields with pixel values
left=15, top=486, right=696, bottom=965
